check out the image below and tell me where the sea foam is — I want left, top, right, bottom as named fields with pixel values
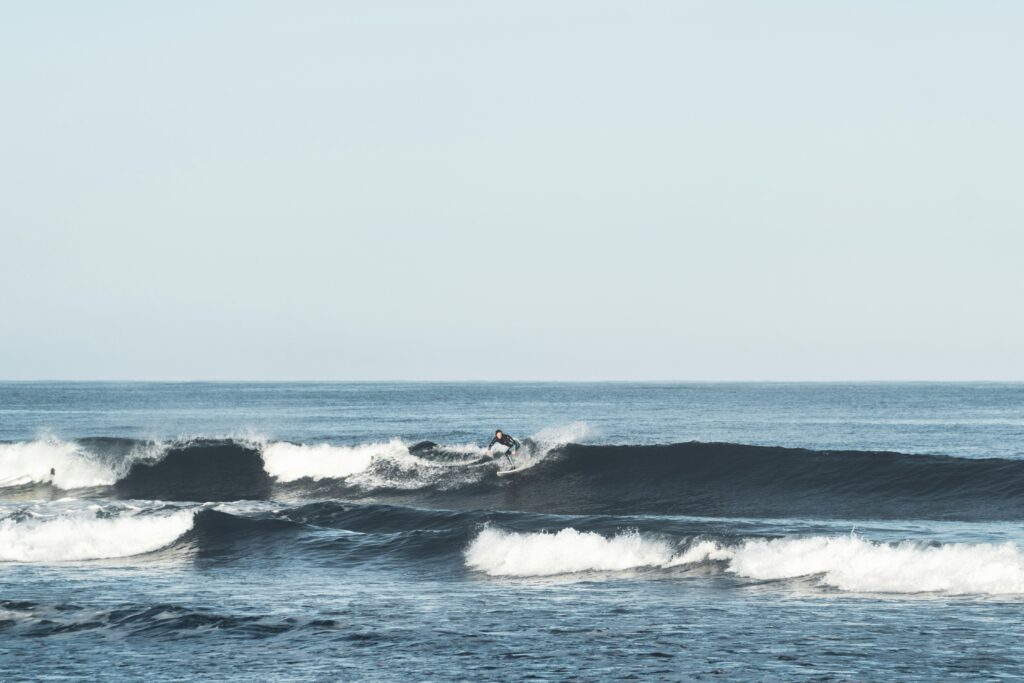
left=0, top=439, right=118, bottom=489
left=262, top=440, right=407, bottom=482
left=0, top=509, right=195, bottom=562
left=466, top=527, right=675, bottom=576
left=686, top=535, right=1024, bottom=595
left=466, top=528, right=1024, bottom=595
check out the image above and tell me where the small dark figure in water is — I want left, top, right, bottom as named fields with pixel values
left=50, top=468, right=55, bottom=477
left=485, top=430, right=520, bottom=466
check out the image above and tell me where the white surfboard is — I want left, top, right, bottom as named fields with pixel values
left=496, top=467, right=527, bottom=477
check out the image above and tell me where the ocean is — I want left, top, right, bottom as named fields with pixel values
left=1, top=382, right=1023, bottom=681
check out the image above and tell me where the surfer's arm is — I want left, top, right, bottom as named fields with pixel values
left=484, top=436, right=497, bottom=450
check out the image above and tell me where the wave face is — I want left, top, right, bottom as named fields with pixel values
left=449, top=442, right=1024, bottom=521
left=4, top=437, right=1024, bottom=521
left=115, top=441, right=272, bottom=502
left=0, top=599, right=353, bottom=638
left=347, top=442, right=1024, bottom=522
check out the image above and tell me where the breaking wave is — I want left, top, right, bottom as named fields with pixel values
left=262, top=440, right=404, bottom=482
left=0, top=438, right=119, bottom=489
left=685, top=535, right=1024, bottom=594
left=5, top=494, right=1024, bottom=597
left=464, top=527, right=1024, bottom=595
left=0, top=507, right=195, bottom=562
left=4, top=433, right=1024, bottom=521
left=466, top=527, right=674, bottom=576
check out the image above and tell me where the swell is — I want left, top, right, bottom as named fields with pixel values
left=7, top=500, right=1024, bottom=596
left=332, top=442, right=1024, bottom=521
left=0, top=599, right=352, bottom=639
left=195, top=505, right=1024, bottom=596
left=463, top=526, right=1024, bottom=595
left=454, top=442, right=1024, bottom=521
left=5, top=437, right=1024, bottom=520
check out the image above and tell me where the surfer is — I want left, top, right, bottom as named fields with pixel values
left=485, top=430, right=520, bottom=466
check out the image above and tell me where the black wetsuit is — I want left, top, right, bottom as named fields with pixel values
left=487, top=433, right=521, bottom=464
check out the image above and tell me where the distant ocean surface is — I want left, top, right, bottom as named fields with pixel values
left=2, top=382, right=1023, bottom=681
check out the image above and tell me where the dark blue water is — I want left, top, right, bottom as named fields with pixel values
left=2, top=382, right=1023, bottom=681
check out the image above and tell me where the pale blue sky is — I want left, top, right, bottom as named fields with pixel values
left=2, top=2, right=1021, bottom=380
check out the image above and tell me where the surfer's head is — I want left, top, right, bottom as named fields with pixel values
left=495, top=430, right=503, bottom=438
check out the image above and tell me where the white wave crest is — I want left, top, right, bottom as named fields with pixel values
left=466, top=528, right=1024, bottom=595
left=681, top=535, right=1024, bottom=595
left=0, top=510, right=195, bottom=562
left=262, top=440, right=408, bottom=482
left=0, top=439, right=118, bottom=489
left=466, top=527, right=675, bottom=576
left=262, top=439, right=494, bottom=491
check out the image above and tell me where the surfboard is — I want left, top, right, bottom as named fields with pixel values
left=496, top=467, right=526, bottom=477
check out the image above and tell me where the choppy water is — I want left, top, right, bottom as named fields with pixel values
left=1, top=382, right=1023, bottom=681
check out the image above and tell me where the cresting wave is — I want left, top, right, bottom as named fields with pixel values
left=3, top=435, right=1024, bottom=520
left=0, top=426, right=584, bottom=502
left=465, top=527, right=1024, bottom=595
left=5, top=498, right=1024, bottom=597
left=0, top=439, right=119, bottom=489
left=0, top=507, right=195, bottom=562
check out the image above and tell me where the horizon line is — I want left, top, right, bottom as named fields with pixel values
left=2, top=378, right=1023, bottom=384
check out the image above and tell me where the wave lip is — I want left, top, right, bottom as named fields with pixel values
left=0, top=509, right=195, bottom=562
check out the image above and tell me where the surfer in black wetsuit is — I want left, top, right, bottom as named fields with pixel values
left=485, top=430, right=520, bottom=466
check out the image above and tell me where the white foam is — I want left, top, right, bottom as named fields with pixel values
left=437, top=442, right=492, bottom=456
left=0, top=509, right=195, bottom=562
left=466, top=528, right=1024, bottom=595
left=0, top=439, right=118, bottom=489
left=466, top=527, right=675, bottom=576
left=262, top=439, right=493, bottom=491
left=262, top=440, right=407, bottom=482
left=682, top=535, right=1024, bottom=595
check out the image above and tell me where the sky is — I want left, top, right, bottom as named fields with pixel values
left=1, top=1, right=1021, bottom=381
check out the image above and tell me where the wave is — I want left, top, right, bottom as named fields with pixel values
left=466, top=527, right=675, bottom=576
left=6, top=495, right=1024, bottom=597
left=115, top=440, right=272, bottom=501
left=0, top=599, right=349, bottom=638
left=464, top=527, right=1024, bottom=595
left=0, top=438, right=120, bottom=489
left=0, top=507, right=195, bottom=562
left=5, top=436, right=1024, bottom=521
left=262, top=440, right=404, bottom=482
left=427, top=442, right=1024, bottom=521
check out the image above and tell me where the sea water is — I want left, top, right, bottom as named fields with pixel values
left=1, top=382, right=1023, bottom=680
